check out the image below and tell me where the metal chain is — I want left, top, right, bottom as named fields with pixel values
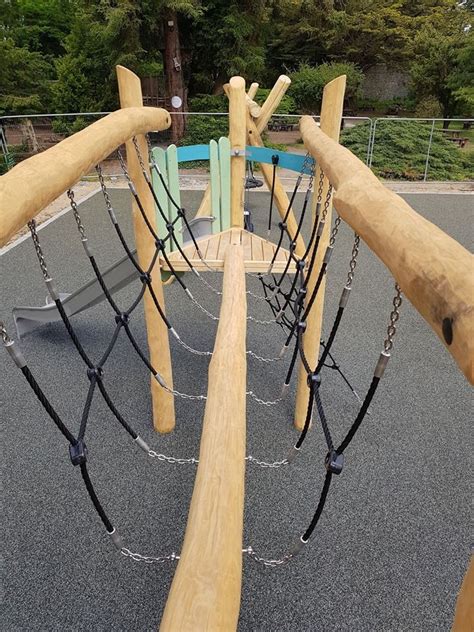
left=246, top=390, right=284, bottom=406
left=67, top=189, right=86, bottom=239
left=188, top=294, right=219, bottom=321
left=148, top=449, right=198, bottom=465
left=121, top=547, right=180, bottom=564
left=28, top=220, right=49, bottom=280
left=316, top=170, right=324, bottom=204
left=321, top=182, right=333, bottom=222
left=245, top=456, right=289, bottom=468
left=117, top=150, right=133, bottom=186
left=246, top=350, right=282, bottom=363
left=346, top=234, right=361, bottom=288
left=247, top=315, right=277, bottom=325
left=329, top=215, right=342, bottom=248
left=160, top=381, right=207, bottom=402
left=243, top=546, right=295, bottom=567
left=173, top=335, right=213, bottom=357
left=383, top=284, right=403, bottom=353
left=132, top=137, right=147, bottom=173
left=96, top=165, right=117, bottom=222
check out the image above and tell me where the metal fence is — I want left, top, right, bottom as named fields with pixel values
left=1, top=112, right=472, bottom=182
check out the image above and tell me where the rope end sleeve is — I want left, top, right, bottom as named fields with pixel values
left=286, top=444, right=301, bottom=464
left=279, top=343, right=290, bottom=358
left=339, top=286, right=351, bottom=308
left=134, top=435, right=150, bottom=454
left=374, top=351, right=391, bottom=379
left=153, top=372, right=166, bottom=388
left=280, top=382, right=290, bottom=398
left=45, top=277, right=59, bottom=301
left=289, top=536, right=307, bottom=557
left=108, top=528, right=124, bottom=551
left=5, top=340, right=27, bottom=369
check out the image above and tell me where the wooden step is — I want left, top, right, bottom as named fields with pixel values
left=161, top=227, right=296, bottom=274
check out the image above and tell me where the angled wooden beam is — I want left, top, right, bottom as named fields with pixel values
left=0, top=107, right=170, bottom=247
left=247, top=82, right=259, bottom=100
left=255, top=74, right=291, bottom=133
left=160, top=243, right=247, bottom=631
left=116, top=65, right=176, bottom=433
left=300, top=114, right=474, bottom=385
left=246, top=95, right=262, bottom=118
left=295, top=76, right=346, bottom=430
left=246, top=112, right=305, bottom=257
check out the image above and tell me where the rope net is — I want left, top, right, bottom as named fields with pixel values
left=1, top=134, right=403, bottom=567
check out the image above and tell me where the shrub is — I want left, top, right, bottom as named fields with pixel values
left=341, top=119, right=472, bottom=180
left=188, top=94, right=228, bottom=113
left=289, top=62, right=364, bottom=113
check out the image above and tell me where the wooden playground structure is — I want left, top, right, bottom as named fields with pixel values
left=0, top=66, right=472, bottom=631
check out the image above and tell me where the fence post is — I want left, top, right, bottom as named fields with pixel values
left=423, top=119, right=436, bottom=182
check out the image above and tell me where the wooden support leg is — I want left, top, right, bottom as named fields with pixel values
left=160, top=243, right=247, bottom=631
left=452, top=556, right=474, bottom=631
left=116, top=65, right=176, bottom=434
left=294, top=76, right=346, bottom=430
left=228, top=76, right=247, bottom=228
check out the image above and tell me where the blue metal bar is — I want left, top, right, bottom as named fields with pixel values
left=245, top=146, right=314, bottom=174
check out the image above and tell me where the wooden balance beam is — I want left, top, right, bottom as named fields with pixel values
left=160, top=241, right=247, bottom=631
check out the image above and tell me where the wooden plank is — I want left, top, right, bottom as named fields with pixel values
left=160, top=244, right=247, bottom=632
left=209, top=139, right=221, bottom=232
left=241, top=229, right=252, bottom=261
left=116, top=65, right=175, bottom=434
left=0, top=106, right=171, bottom=247
left=228, top=77, right=246, bottom=228
left=152, top=147, right=170, bottom=242
left=205, top=231, right=221, bottom=261
left=166, top=144, right=182, bottom=249
left=218, top=137, right=231, bottom=231
left=300, top=115, right=474, bottom=386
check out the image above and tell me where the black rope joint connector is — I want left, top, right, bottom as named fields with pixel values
left=140, top=271, right=152, bottom=284
left=154, top=239, right=166, bottom=252
left=166, top=222, right=174, bottom=233
left=297, top=259, right=306, bottom=271
left=289, top=241, right=296, bottom=252
left=325, top=450, right=344, bottom=475
left=278, top=221, right=287, bottom=230
left=271, top=154, right=279, bottom=165
left=307, top=371, right=321, bottom=389
left=297, top=321, right=307, bottom=333
left=114, top=313, right=130, bottom=326
left=87, top=367, right=104, bottom=381
left=69, top=440, right=88, bottom=466
left=178, top=207, right=186, bottom=218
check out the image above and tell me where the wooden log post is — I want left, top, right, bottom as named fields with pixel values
left=160, top=242, right=247, bottom=631
left=228, top=76, right=247, bottom=228
left=452, top=556, right=474, bottom=631
left=254, top=75, right=291, bottom=133
left=116, top=65, right=176, bottom=433
left=294, top=76, right=346, bottom=430
left=299, top=114, right=474, bottom=385
left=0, top=107, right=171, bottom=247
left=247, top=82, right=259, bottom=100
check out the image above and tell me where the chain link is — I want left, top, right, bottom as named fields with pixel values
left=247, top=315, right=277, bottom=325
left=246, top=390, right=284, bottom=406
left=316, top=170, right=324, bottom=204
left=321, top=182, right=334, bottom=222
left=121, top=547, right=180, bottom=564
left=132, top=137, right=148, bottom=173
left=160, top=381, right=207, bottom=401
left=346, top=234, right=361, bottom=288
left=148, top=449, right=198, bottom=465
left=383, top=284, right=403, bottom=353
left=188, top=294, right=220, bottom=321
left=329, top=215, right=342, bottom=248
left=28, top=219, right=49, bottom=280
left=245, top=456, right=289, bottom=468
left=67, top=189, right=86, bottom=240
left=243, top=546, right=295, bottom=567
left=117, top=150, right=133, bottom=186
left=96, top=164, right=117, bottom=221
left=246, top=350, right=282, bottom=363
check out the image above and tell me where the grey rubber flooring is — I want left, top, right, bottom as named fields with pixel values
left=1, top=190, right=472, bottom=631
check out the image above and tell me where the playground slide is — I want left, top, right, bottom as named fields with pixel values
left=13, top=251, right=139, bottom=338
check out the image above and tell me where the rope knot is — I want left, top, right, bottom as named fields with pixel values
left=307, top=371, right=321, bottom=389
left=87, top=367, right=104, bottom=381
left=140, top=271, right=152, bottom=284
left=114, top=313, right=130, bottom=326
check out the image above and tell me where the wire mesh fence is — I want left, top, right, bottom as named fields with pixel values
left=1, top=112, right=472, bottom=182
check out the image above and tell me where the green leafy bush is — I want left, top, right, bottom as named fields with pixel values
left=181, top=115, right=228, bottom=146
left=341, top=120, right=473, bottom=180
left=188, top=94, right=228, bottom=113
left=289, top=62, right=364, bottom=112
left=51, top=116, right=90, bottom=136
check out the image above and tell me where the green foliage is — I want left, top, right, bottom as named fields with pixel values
left=341, top=120, right=472, bottom=180
left=289, top=62, right=364, bottom=112
left=181, top=115, right=228, bottom=146
left=51, top=116, right=90, bottom=136
left=188, top=94, right=228, bottom=113
left=355, top=97, right=416, bottom=114
left=254, top=89, right=296, bottom=114
left=0, top=38, right=52, bottom=114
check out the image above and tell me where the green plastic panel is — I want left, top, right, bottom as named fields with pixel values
left=166, top=145, right=182, bottom=248
left=209, top=139, right=221, bottom=232
left=218, top=137, right=231, bottom=231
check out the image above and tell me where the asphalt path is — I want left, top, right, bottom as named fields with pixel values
left=1, top=189, right=472, bottom=631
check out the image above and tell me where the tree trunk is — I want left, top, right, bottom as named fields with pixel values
left=163, top=10, right=187, bottom=143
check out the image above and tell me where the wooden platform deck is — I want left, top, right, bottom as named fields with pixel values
left=161, top=227, right=295, bottom=273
